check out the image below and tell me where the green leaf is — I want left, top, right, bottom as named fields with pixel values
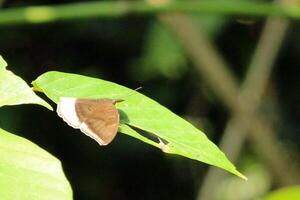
left=0, top=128, right=72, bottom=200
left=0, top=56, right=52, bottom=110
left=262, top=186, right=300, bottom=200
left=32, top=71, right=246, bottom=179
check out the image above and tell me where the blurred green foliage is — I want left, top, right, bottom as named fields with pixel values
left=131, top=22, right=187, bottom=80
left=262, top=186, right=300, bottom=200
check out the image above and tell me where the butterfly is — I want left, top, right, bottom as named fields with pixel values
left=57, top=97, right=123, bottom=145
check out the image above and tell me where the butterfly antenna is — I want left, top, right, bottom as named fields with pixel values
left=126, top=86, right=142, bottom=98
left=116, top=86, right=142, bottom=102
left=134, top=86, right=142, bottom=92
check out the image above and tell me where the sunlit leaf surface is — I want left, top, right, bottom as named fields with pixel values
left=0, top=128, right=72, bottom=200
left=32, top=71, right=246, bottom=179
left=0, top=56, right=52, bottom=110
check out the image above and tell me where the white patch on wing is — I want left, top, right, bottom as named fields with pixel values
left=57, top=97, right=108, bottom=146
left=57, top=97, right=81, bottom=128
left=79, top=122, right=106, bottom=145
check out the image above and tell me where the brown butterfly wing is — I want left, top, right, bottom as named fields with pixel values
left=75, top=99, right=119, bottom=145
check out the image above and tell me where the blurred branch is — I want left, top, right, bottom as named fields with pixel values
left=160, top=9, right=300, bottom=200
left=160, top=14, right=241, bottom=111
left=197, top=0, right=300, bottom=195
left=198, top=19, right=293, bottom=199
left=1, top=1, right=300, bottom=25
left=160, top=14, right=239, bottom=111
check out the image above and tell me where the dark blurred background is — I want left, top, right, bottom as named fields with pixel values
left=0, top=0, right=299, bottom=200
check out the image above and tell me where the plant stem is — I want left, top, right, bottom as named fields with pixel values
left=1, top=1, right=300, bottom=26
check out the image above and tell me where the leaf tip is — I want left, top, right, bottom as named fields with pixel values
left=0, top=55, right=8, bottom=69
left=31, top=81, right=43, bottom=92
left=30, top=81, right=53, bottom=111
left=235, top=170, right=248, bottom=181
left=42, top=102, right=53, bottom=111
